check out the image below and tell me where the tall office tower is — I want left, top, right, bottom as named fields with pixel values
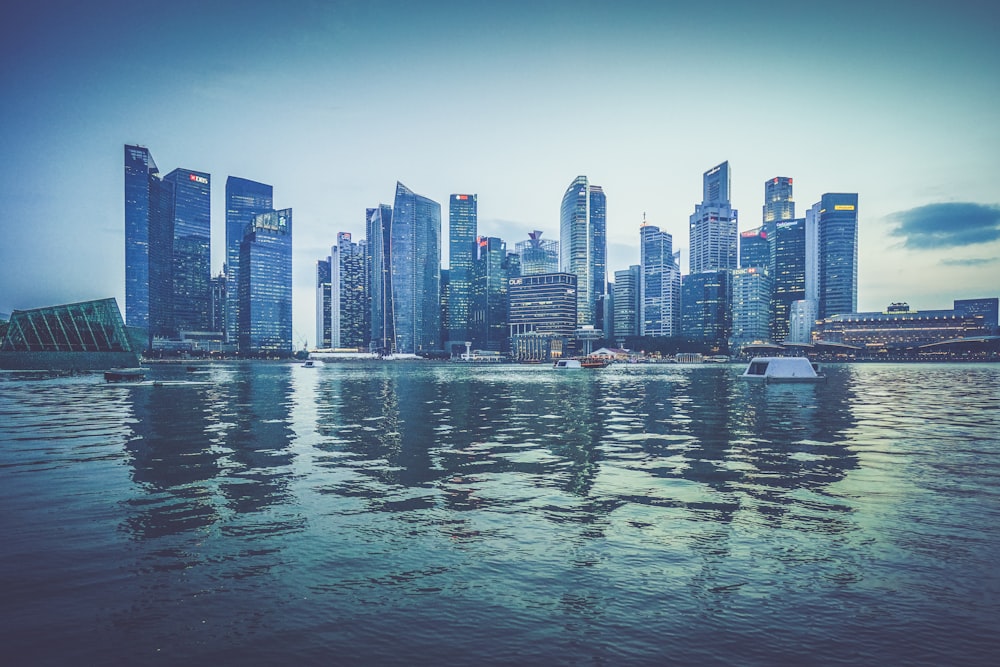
left=225, top=177, right=273, bottom=342
left=508, top=272, right=578, bottom=361
left=390, top=182, right=441, bottom=354
left=613, top=265, right=641, bottom=343
left=366, top=204, right=393, bottom=353
left=470, top=237, right=511, bottom=351
left=771, top=217, right=807, bottom=342
left=689, top=161, right=738, bottom=274
left=763, top=177, right=794, bottom=223
left=680, top=270, right=732, bottom=344
left=804, top=202, right=820, bottom=302
left=516, top=231, right=559, bottom=275
left=316, top=255, right=333, bottom=349
left=816, top=193, right=859, bottom=318
left=740, top=227, right=770, bottom=269
left=162, top=168, right=211, bottom=335
left=124, top=145, right=160, bottom=332
left=337, top=232, right=368, bottom=348
left=446, top=194, right=477, bottom=349
left=732, top=267, right=773, bottom=346
left=209, top=271, right=226, bottom=334
left=238, top=209, right=293, bottom=355
left=559, top=176, right=607, bottom=327
left=640, top=223, right=680, bottom=337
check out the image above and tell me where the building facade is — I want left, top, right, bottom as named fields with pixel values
left=446, top=194, right=477, bottom=351
left=763, top=176, right=794, bottom=223
left=954, top=298, right=999, bottom=335
left=516, top=231, right=559, bottom=276
left=739, top=226, right=770, bottom=270
left=366, top=204, right=393, bottom=353
left=689, top=161, right=738, bottom=274
left=470, top=237, right=511, bottom=352
left=239, top=209, right=293, bottom=355
left=772, top=217, right=807, bottom=342
left=559, top=176, right=606, bottom=328
left=225, top=177, right=273, bottom=342
left=124, top=145, right=160, bottom=333
left=508, top=273, right=577, bottom=361
left=613, top=265, right=641, bottom=343
left=817, top=193, right=859, bottom=318
left=813, top=302, right=989, bottom=351
left=640, top=223, right=681, bottom=337
left=731, top=266, right=773, bottom=347
left=162, top=168, right=211, bottom=336
left=337, top=232, right=368, bottom=348
left=390, top=182, right=441, bottom=354
left=681, top=269, right=732, bottom=344
left=316, top=255, right=333, bottom=348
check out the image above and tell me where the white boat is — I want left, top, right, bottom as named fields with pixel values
left=739, top=356, right=825, bottom=383
left=302, top=360, right=316, bottom=368
left=553, top=359, right=582, bottom=370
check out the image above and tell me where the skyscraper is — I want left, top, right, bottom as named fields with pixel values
left=508, top=272, right=578, bottom=361
left=225, top=177, right=273, bottom=342
left=613, top=265, right=641, bottom=343
left=124, top=145, right=159, bottom=332
left=366, top=204, right=393, bottom=353
left=640, top=223, right=680, bottom=337
left=732, top=267, right=772, bottom=347
left=316, top=255, right=333, bottom=349
left=559, top=176, right=606, bottom=327
left=739, top=227, right=770, bottom=270
left=772, top=217, right=807, bottom=342
left=446, top=194, right=477, bottom=350
left=162, top=168, right=211, bottom=335
left=470, top=236, right=511, bottom=351
left=390, top=182, right=441, bottom=354
left=337, top=232, right=367, bottom=348
left=238, top=209, right=292, bottom=355
left=763, top=177, right=794, bottom=223
left=516, top=231, right=559, bottom=275
left=681, top=270, right=732, bottom=344
left=689, top=161, right=738, bottom=274
left=817, top=193, right=859, bottom=318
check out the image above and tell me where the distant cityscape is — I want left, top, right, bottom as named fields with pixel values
left=1, top=145, right=997, bottom=366
left=115, top=145, right=1000, bottom=359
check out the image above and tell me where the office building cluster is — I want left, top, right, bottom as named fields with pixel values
left=125, top=145, right=292, bottom=356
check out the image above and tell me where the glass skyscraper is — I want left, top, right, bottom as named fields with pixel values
left=124, top=145, right=159, bottom=332
left=337, top=232, right=367, bottom=348
left=559, top=176, right=606, bottom=328
left=162, top=168, right=211, bottom=335
left=689, top=161, right=738, bottom=274
left=680, top=270, right=732, bottom=344
left=225, top=177, right=273, bottom=342
left=732, top=267, right=773, bottom=347
left=470, top=237, right=511, bottom=351
left=515, top=231, right=559, bottom=276
left=446, top=194, right=477, bottom=349
left=772, top=217, right=807, bottom=342
left=238, top=208, right=292, bottom=354
left=640, top=223, right=680, bottom=337
left=390, top=182, right=441, bottom=354
left=508, top=272, right=578, bottom=361
left=817, top=193, right=859, bottom=318
left=366, top=204, right=393, bottom=353
left=739, top=227, right=770, bottom=270
left=613, top=265, right=641, bottom=343
left=316, top=256, right=332, bottom=348
left=763, top=177, right=794, bottom=223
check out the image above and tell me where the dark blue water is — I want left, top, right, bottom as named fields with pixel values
left=1, top=362, right=998, bottom=665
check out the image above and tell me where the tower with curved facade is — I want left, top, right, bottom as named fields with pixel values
left=559, top=176, right=606, bottom=328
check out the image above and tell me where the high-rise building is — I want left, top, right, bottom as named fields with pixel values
left=446, top=194, right=477, bottom=350
left=681, top=270, right=732, bottom=344
left=772, top=217, right=807, bottom=342
left=124, top=145, right=160, bottom=333
left=470, top=237, right=511, bottom=351
left=338, top=232, right=368, bottom=348
left=225, top=177, right=273, bottom=342
left=763, top=176, right=794, bottom=223
left=731, top=266, right=773, bottom=347
left=316, top=255, right=332, bottom=348
left=162, top=168, right=211, bottom=335
left=787, top=299, right=818, bottom=343
left=559, top=176, right=606, bottom=327
left=390, top=182, right=441, bottom=354
left=640, top=223, right=681, bottom=337
left=508, top=273, right=578, bottom=361
left=238, top=209, right=293, bottom=355
left=516, top=231, right=559, bottom=275
left=689, top=161, right=738, bottom=274
left=210, top=271, right=226, bottom=334
left=817, top=193, right=859, bottom=318
left=366, top=204, right=393, bottom=353
left=739, top=227, right=770, bottom=270
left=613, top=265, right=641, bottom=343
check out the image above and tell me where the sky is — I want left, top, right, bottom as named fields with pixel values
left=1, top=0, right=998, bottom=343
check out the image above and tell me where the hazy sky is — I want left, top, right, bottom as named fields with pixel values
left=2, top=0, right=998, bottom=342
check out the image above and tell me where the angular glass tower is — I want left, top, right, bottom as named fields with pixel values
left=238, top=209, right=293, bottom=354
left=516, top=231, right=559, bottom=275
left=390, top=183, right=441, bottom=354
left=124, top=145, right=159, bottom=331
left=559, top=176, right=606, bottom=327
left=817, top=193, right=859, bottom=318
left=446, top=194, right=477, bottom=348
left=225, top=177, right=273, bottom=342
left=470, top=237, right=511, bottom=351
left=772, top=217, right=807, bottom=342
left=316, top=256, right=332, bottom=349
left=163, top=168, right=211, bottom=335
left=689, top=161, right=738, bottom=274
left=366, top=204, right=394, bottom=353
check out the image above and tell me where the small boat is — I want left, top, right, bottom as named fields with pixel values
left=579, top=358, right=610, bottom=369
left=302, top=360, right=316, bottom=368
left=553, top=359, right=582, bottom=370
left=104, top=368, right=145, bottom=383
left=739, top=357, right=825, bottom=383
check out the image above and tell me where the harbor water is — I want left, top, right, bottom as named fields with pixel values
left=1, top=362, right=998, bottom=665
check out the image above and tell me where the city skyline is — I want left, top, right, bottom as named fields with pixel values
left=2, top=1, right=998, bottom=343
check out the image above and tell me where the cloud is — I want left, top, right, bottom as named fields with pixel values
left=887, top=202, right=1000, bottom=249
left=940, top=257, right=999, bottom=267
